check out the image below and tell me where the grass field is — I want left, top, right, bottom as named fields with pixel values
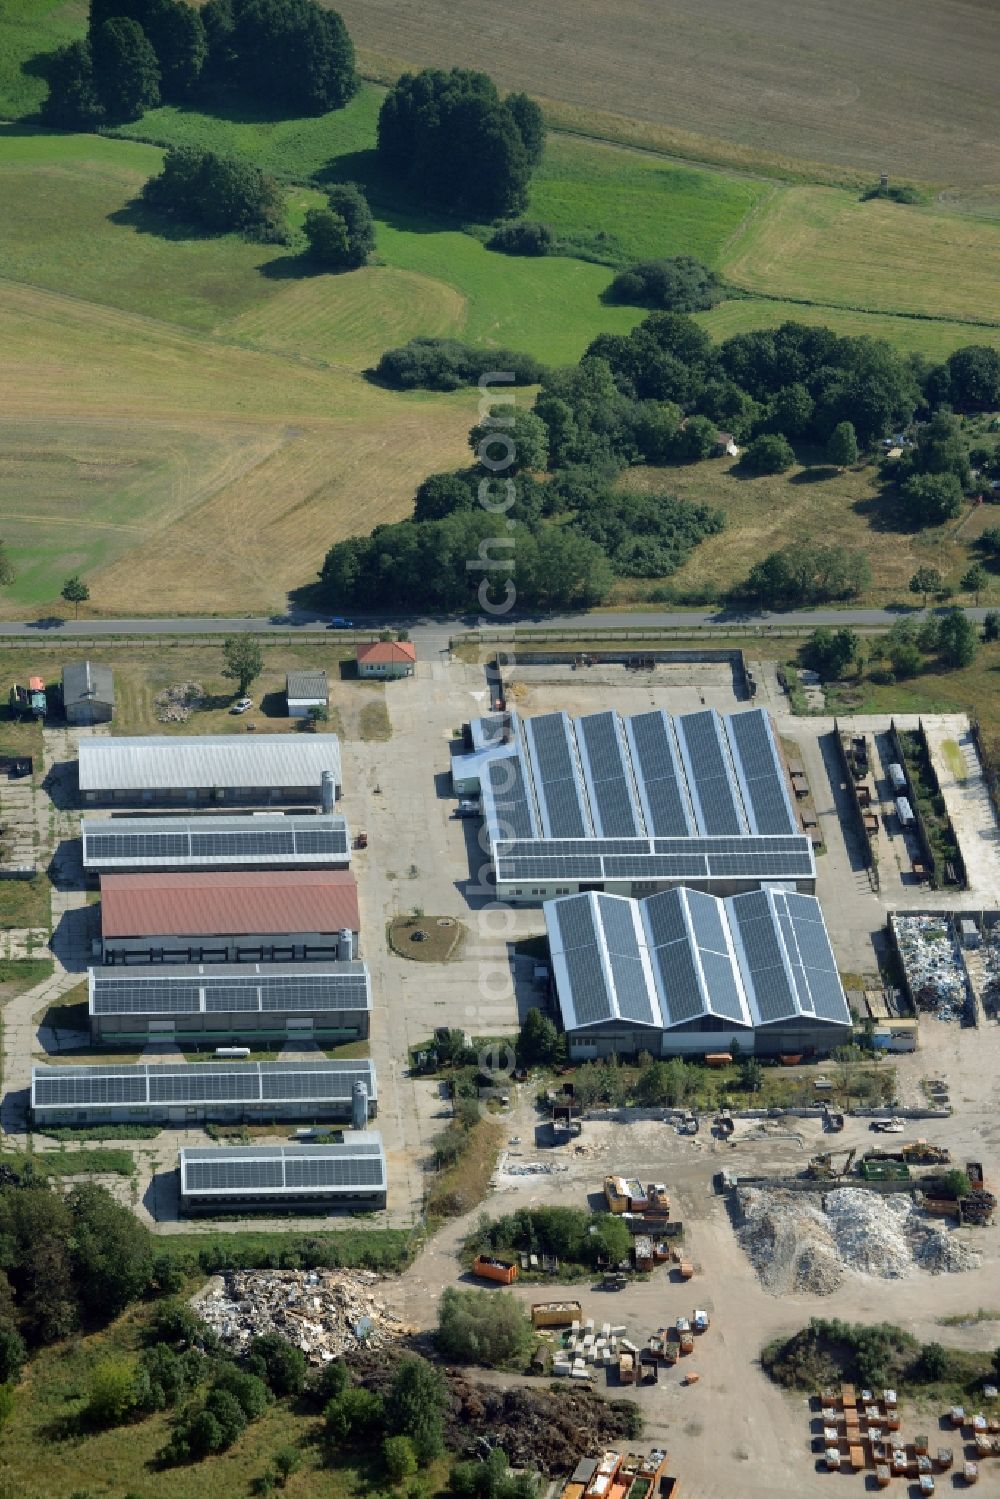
left=619, top=456, right=1000, bottom=607
left=696, top=299, right=1000, bottom=359
left=334, top=0, right=1000, bottom=188
left=721, top=185, right=1000, bottom=328
left=0, top=0, right=85, bottom=119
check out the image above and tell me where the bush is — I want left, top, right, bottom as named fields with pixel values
left=606, top=256, right=724, bottom=312
left=304, top=183, right=375, bottom=269
left=142, top=146, right=287, bottom=243
left=488, top=221, right=554, bottom=256
left=386, top=1357, right=447, bottom=1464
left=436, top=1287, right=535, bottom=1367
left=383, top=1434, right=418, bottom=1485
left=900, top=471, right=964, bottom=527
left=374, top=338, right=544, bottom=391
left=324, top=1385, right=385, bottom=1447
left=741, top=433, right=795, bottom=475
left=249, top=1332, right=306, bottom=1397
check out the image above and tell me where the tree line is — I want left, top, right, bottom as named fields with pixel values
left=44, top=0, right=356, bottom=127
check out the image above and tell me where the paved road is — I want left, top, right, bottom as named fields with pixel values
left=0, top=603, right=982, bottom=647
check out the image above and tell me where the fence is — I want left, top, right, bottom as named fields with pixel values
left=493, top=646, right=753, bottom=701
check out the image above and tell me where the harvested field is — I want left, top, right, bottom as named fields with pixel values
left=335, top=0, right=1000, bottom=186
left=721, top=185, right=1000, bottom=327
left=736, top=1186, right=980, bottom=1296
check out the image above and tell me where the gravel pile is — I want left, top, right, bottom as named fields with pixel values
left=736, top=1186, right=980, bottom=1295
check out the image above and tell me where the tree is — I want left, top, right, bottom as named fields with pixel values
left=504, top=92, right=545, bottom=166
left=0, top=1324, right=26, bottom=1385
left=68, top=1182, right=154, bottom=1319
left=940, top=1169, right=972, bottom=1201
left=992, top=1346, right=1000, bottom=1383
left=742, top=544, right=870, bottom=606
left=909, top=566, right=943, bottom=606
left=231, top=0, right=356, bottom=114
left=961, top=563, right=987, bottom=602
left=984, top=610, right=1000, bottom=642
left=383, top=1434, right=418, bottom=1486
left=60, top=575, right=90, bottom=618
left=303, top=208, right=350, bottom=266
left=306, top=705, right=328, bottom=730
left=826, top=421, right=859, bottom=469
left=488, top=221, right=553, bottom=256
left=670, top=415, right=717, bottom=464
left=801, top=627, right=859, bottom=679
left=516, top=1007, right=561, bottom=1068
left=469, top=407, right=549, bottom=474
left=590, top=1213, right=631, bottom=1267
left=142, top=147, right=287, bottom=242
left=889, top=639, right=922, bottom=679
left=186, top=1408, right=224, bottom=1457
left=900, top=408, right=970, bottom=488
left=768, top=383, right=814, bottom=438
left=150, top=0, right=208, bottom=99
left=324, top=1385, right=384, bottom=1447
left=322, top=184, right=376, bottom=269
left=42, top=40, right=103, bottom=127
left=222, top=635, right=263, bottom=696
left=937, top=609, right=978, bottom=668
left=249, top=1333, right=306, bottom=1397
left=436, top=1288, right=535, bottom=1367
left=947, top=345, right=1000, bottom=411
left=386, top=1357, right=447, bottom=1465
left=86, top=1356, right=137, bottom=1427
left=606, top=256, right=724, bottom=313
left=741, top=433, right=795, bottom=475
left=92, top=16, right=160, bottom=121
left=204, top=1386, right=248, bottom=1448
left=901, top=472, right=964, bottom=527
left=739, top=1057, right=763, bottom=1093
left=918, top=1342, right=948, bottom=1381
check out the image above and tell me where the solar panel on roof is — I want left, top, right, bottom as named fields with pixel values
left=643, top=889, right=689, bottom=949
left=527, top=714, right=590, bottom=838
left=563, top=942, right=613, bottom=1027
left=556, top=896, right=599, bottom=953
left=698, top=948, right=747, bottom=1022
left=187, top=1158, right=285, bottom=1191
left=485, top=755, right=537, bottom=840
left=725, top=710, right=797, bottom=836
left=596, top=896, right=640, bottom=958
left=686, top=888, right=729, bottom=954
left=626, top=711, right=693, bottom=837
left=284, top=1157, right=384, bottom=1189
left=608, top=950, right=657, bottom=1025
left=577, top=713, right=642, bottom=838
left=675, top=710, right=746, bottom=836
left=653, top=939, right=706, bottom=1026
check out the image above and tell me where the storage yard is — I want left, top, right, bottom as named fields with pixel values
left=4, top=646, right=1000, bottom=1497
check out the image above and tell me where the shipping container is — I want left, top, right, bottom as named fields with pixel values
left=531, top=1301, right=582, bottom=1329
left=889, top=763, right=907, bottom=791
left=472, top=1255, right=517, bottom=1285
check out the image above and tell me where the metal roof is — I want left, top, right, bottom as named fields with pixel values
left=545, top=886, right=849, bottom=1034
left=78, top=735, right=341, bottom=793
left=32, top=1059, right=376, bottom=1111
left=179, top=1132, right=386, bottom=1197
left=471, top=707, right=799, bottom=877
left=62, top=661, right=114, bottom=708
left=82, top=814, right=349, bottom=871
left=285, top=671, right=328, bottom=702
left=88, top=962, right=371, bottom=1017
left=100, top=870, right=360, bottom=938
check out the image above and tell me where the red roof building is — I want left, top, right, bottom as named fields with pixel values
left=356, top=640, right=416, bottom=679
left=99, top=871, right=360, bottom=964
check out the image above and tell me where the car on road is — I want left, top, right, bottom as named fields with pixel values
left=327, top=616, right=354, bottom=630
left=230, top=698, right=253, bottom=714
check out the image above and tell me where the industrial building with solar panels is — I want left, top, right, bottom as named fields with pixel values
left=452, top=704, right=815, bottom=902
left=81, top=813, right=351, bottom=875
left=545, top=885, right=851, bottom=1060
left=178, top=1133, right=387, bottom=1214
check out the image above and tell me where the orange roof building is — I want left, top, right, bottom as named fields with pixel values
left=356, top=640, right=416, bottom=679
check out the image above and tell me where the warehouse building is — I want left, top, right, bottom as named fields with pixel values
left=455, top=706, right=813, bottom=901
left=285, top=670, right=329, bottom=719
left=82, top=814, right=350, bottom=875
left=97, top=870, right=360, bottom=965
left=545, top=885, right=851, bottom=1060
left=88, top=962, right=371, bottom=1046
left=62, top=661, right=114, bottom=725
left=178, top=1133, right=387, bottom=1214
left=31, top=1058, right=377, bottom=1127
left=78, top=735, right=342, bottom=807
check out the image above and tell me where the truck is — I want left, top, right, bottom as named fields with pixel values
left=472, top=1255, right=517, bottom=1285
left=692, top=1309, right=710, bottom=1333
left=9, top=678, right=46, bottom=721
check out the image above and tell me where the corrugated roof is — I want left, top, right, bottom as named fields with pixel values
left=62, top=661, right=114, bottom=707
left=78, top=735, right=341, bottom=793
left=100, top=870, right=359, bottom=938
left=286, top=670, right=328, bottom=701
left=356, top=640, right=416, bottom=665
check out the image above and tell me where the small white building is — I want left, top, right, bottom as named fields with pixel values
left=356, top=640, right=416, bottom=679
left=286, top=669, right=329, bottom=719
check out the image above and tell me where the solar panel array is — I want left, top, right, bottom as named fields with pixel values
left=494, top=834, right=813, bottom=885
left=577, top=713, right=642, bottom=837
left=32, top=1060, right=375, bottom=1111
left=481, top=707, right=810, bottom=888
left=83, top=816, right=349, bottom=869
left=90, top=966, right=371, bottom=1017
left=547, top=886, right=848, bottom=1037
left=526, top=714, right=590, bottom=838
left=180, top=1138, right=386, bottom=1195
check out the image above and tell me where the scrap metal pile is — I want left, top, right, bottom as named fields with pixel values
left=894, top=916, right=968, bottom=1020
left=194, top=1269, right=406, bottom=1361
left=980, top=930, right=1000, bottom=1017
left=736, top=1186, right=980, bottom=1296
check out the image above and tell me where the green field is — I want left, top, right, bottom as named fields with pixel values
left=0, top=0, right=85, bottom=119
left=696, top=298, right=1000, bottom=358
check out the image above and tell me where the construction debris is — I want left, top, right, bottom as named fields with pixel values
left=736, top=1187, right=980, bottom=1295
left=193, top=1269, right=406, bottom=1361
left=154, top=681, right=205, bottom=723
left=894, top=916, right=968, bottom=1021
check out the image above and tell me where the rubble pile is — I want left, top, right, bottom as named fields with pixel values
left=894, top=915, right=968, bottom=1020
left=194, top=1269, right=405, bottom=1361
left=736, top=1186, right=980, bottom=1295
left=155, top=681, right=205, bottom=723
left=349, top=1350, right=639, bottom=1474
